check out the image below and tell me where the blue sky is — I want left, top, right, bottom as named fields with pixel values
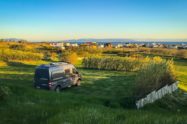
left=0, top=0, right=187, bottom=41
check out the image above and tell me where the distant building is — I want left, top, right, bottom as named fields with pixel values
left=178, top=44, right=187, bottom=49
left=64, top=42, right=71, bottom=47
left=146, top=43, right=159, bottom=48
left=168, top=45, right=178, bottom=49
left=104, top=43, right=112, bottom=48
left=79, top=42, right=97, bottom=49
left=115, top=44, right=123, bottom=48
left=139, top=43, right=146, bottom=47
left=123, top=43, right=138, bottom=48
left=99, top=44, right=104, bottom=48
left=50, top=42, right=63, bottom=47
left=71, top=43, right=78, bottom=47
left=158, top=44, right=164, bottom=48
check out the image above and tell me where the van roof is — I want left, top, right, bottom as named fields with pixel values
left=36, top=62, right=74, bottom=70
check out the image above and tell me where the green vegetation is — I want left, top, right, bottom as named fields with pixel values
left=104, top=48, right=187, bottom=59
left=0, top=85, right=10, bottom=101
left=0, top=41, right=61, bottom=62
left=149, top=48, right=187, bottom=59
left=60, top=51, right=79, bottom=64
left=83, top=56, right=177, bottom=99
left=0, top=49, right=43, bottom=61
left=0, top=59, right=187, bottom=124
left=0, top=61, right=7, bottom=67
left=134, top=59, right=176, bottom=98
left=0, top=42, right=187, bottom=124
left=64, top=47, right=102, bottom=57
left=175, top=59, right=187, bottom=89
left=82, top=56, right=142, bottom=71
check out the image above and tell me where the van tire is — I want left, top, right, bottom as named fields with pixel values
left=55, top=86, right=61, bottom=93
left=75, top=79, right=81, bottom=86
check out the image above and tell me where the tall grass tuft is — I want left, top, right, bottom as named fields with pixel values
left=134, top=59, right=176, bottom=98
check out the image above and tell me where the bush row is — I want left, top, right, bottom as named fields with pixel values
left=150, top=48, right=187, bottom=59
left=0, top=49, right=44, bottom=61
left=82, top=56, right=147, bottom=72
left=104, top=48, right=187, bottom=59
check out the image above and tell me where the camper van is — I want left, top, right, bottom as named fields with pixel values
left=34, top=62, right=81, bottom=92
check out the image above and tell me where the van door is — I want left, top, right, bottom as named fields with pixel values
left=64, top=69, right=74, bottom=86
left=35, top=69, right=49, bottom=89
left=51, top=70, right=65, bottom=88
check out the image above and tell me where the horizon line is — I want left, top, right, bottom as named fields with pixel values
left=1, top=37, right=187, bottom=42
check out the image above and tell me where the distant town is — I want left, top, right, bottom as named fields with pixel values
left=1, top=38, right=187, bottom=50
left=48, top=41, right=187, bottom=50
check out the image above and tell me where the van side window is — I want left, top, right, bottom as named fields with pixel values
left=35, top=69, right=49, bottom=80
left=73, top=68, right=77, bottom=74
left=51, top=71, right=65, bottom=80
left=65, top=69, right=71, bottom=74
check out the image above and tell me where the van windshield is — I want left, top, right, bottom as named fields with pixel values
left=35, top=69, right=49, bottom=80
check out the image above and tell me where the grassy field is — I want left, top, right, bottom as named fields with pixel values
left=0, top=59, right=187, bottom=124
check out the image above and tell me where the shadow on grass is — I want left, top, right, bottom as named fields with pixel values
left=1, top=64, right=137, bottom=109
left=7, top=61, right=37, bottom=68
left=63, top=69, right=137, bottom=109
left=174, top=58, right=187, bottom=66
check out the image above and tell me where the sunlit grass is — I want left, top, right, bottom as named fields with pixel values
left=0, top=61, right=7, bottom=67
left=178, top=83, right=187, bottom=92
left=8, top=60, right=49, bottom=66
left=175, top=59, right=187, bottom=84
left=0, top=59, right=187, bottom=124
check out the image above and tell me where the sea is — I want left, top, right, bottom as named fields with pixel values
left=69, top=41, right=187, bottom=45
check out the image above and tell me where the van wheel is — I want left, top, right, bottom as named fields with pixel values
left=55, top=86, right=61, bottom=93
left=75, top=80, right=81, bottom=86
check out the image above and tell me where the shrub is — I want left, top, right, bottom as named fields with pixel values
left=43, top=52, right=52, bottom=60
left=61, top=51, right=78, bottom=64
left=149, top=48, right=187, bottom=59
left=134, top=59, right=176, bottom=98
left=66, top=47, right=102, bottom=57
left=175, top=50, right=187, bottom=59
left=67, top=52, right=78, bottom=64
left=82, top=56, right=142, bottom=72
left=0, top=49, right=44, bottom=61
left=44, top=52, right=59, bottom=61
left=50, top=52, right=59, bottom=61
left=0, top=61, right=7, bottom=67
left=150, top=48, right=177, bottom=57
left=103, top=48, right=187, bottom=59
left=9, top=44, right=26, bottom=50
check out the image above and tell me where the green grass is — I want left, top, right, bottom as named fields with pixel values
left=0, top=60, right=187, bottom=124
left=174, top=59, right=187, bottom=84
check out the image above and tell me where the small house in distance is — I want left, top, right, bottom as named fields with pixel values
left=80, top=42, right=98, bottom=49
left=104, top=43, right=112, bottom=48
left=50, top=42, right=65, bottom=50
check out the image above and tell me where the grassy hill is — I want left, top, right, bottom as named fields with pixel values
left=0, top=59, right=187, bottom=124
